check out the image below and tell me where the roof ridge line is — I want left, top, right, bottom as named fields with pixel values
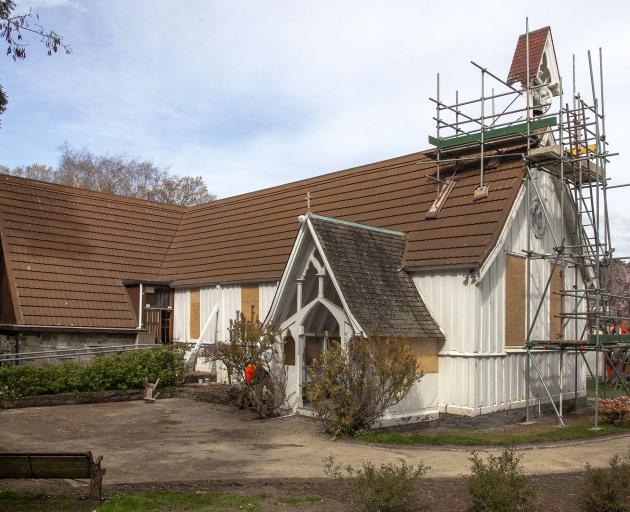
left=0, top=173, right=185, bottom=212
left=310, top=213, right=405, bottom=237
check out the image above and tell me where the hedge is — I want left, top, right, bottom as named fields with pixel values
left=0, top=345, right=190, bottom=399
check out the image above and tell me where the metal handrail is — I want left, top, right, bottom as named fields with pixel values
left=0, top=344, right=158, bottom=363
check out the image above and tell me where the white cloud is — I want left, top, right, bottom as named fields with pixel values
left=2, top=0, right=630, bottom=254
left=15, top=0, right=75, bottom=9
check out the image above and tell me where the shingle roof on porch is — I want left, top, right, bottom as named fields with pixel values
left=309, top=214, right=444, bottom=340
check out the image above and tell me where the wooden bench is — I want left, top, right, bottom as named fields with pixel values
left=0, top=452, right=106, bottom=499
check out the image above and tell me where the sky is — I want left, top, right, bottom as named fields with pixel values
left=1, top=0, right=629, bottom=254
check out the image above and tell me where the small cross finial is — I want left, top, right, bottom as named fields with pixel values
left=306, top=191, right=312, bottom=212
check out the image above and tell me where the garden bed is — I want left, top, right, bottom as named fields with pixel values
left=0, top=383, right=230, bottom=409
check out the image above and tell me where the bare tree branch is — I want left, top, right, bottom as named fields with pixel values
left=3, top=144, right=216, bottom=207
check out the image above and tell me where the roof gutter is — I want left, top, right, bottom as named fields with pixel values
left=0, top=324, right=145, bottom=334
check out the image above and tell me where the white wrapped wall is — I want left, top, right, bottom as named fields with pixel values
left=199, top=284, right=241, bottom=342
left=174, top=282, right=279, bottom=344
left=259, top=281, right=279, bottom=322
left=173, top=289, right=190, bottom=341
left=413, top=175, right=587, bottom=416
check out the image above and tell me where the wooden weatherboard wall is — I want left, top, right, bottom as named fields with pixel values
left=189, top=288, right=200, bottom=339
left=241, top=283, right=259, bottom=322
left=505, top=254, right=526, bottom=347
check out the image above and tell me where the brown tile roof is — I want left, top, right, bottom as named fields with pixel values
left=0, top=148, right=525, bottom=328
left=0, top=174, right=184, bottom=328
left=159, top=150, right=525, bottom=286
left=310, top=214, right=444, bottom=340
left=507, top=26, right=550, bottom=85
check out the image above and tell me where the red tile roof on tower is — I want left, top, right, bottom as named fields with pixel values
left=507, top=26, right=551, bottom=86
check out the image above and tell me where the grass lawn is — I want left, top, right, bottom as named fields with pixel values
left=0, top=489, right=329, bottom=512
left=586, top=378, right=628, bottom=399
left=357, top=422, right=630, bottom=446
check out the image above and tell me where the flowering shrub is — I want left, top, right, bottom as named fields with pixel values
left=600, top=396, right=630, bottom=427
left=0, top=345, right=189, bottom=399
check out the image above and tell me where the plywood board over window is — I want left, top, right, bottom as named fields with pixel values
left=550, top=265, right=564, bottom=341
left=505, top=254, right=526, bottom=347
left=241, top=283, right=259, bottom=322
left=412, top=339, right=439, bottom=373
left=189, top=288, right=200, bottom=339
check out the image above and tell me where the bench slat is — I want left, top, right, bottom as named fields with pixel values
left=0, top=454, right=91, bottom=479
left=30, top=457, right=91, bottom=479
left=0, top=457, right=33, bottom=478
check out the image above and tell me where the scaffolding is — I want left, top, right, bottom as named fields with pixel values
left=428, top=19, right=630, bottom=429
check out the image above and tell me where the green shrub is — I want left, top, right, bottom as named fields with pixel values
left=0, top=345, right=189, bottom=398
left=304, top=337, right=421, bottom=437
left=582, top=453, right=630, bottom=512
left=468, top=445, right=537, bottom=512
left=323, top=455, right=428, bottom=512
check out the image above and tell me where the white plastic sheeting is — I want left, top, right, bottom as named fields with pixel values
left=259, top=281, right=279, bottom=322
left=173, top=289, right=190, bottom=341
left=199, top=284, right=241, bottom=342
left=174, top=282, right=279, bottom=344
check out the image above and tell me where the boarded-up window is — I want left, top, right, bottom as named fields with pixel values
left=283, top=335, right=295, bottom=365
left=550, top=265, right=564, bottom=341
left=241, top=283, right=259, bottom=322
left=412, top=339, right=439, bottom=374
left=305, top=336, right=322, bottom=365
left=189, top=288, right=200, bottom=339
left=505, top=254, right=526, bottom=347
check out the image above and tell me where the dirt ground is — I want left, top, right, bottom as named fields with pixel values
left=0, top=398, right=628, bottom=510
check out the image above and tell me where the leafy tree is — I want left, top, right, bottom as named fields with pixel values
left=3, top=144, right=215, bottom=206
left=0, top=0, right=71, bottom=125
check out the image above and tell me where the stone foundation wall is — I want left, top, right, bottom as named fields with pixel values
left=1, top=330, right=139, bottom=365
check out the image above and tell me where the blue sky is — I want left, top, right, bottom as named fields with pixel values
left=2, top=0, right=630, bottom=253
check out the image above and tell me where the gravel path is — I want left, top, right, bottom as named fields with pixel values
left=1, top=398, right=628, bottom=484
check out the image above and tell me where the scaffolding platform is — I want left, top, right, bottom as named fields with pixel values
left=428, top=117, right=556, bottom=151
left=588, top=334, right=630, bottom=346
left=525, top=145, right=602, bottom=183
